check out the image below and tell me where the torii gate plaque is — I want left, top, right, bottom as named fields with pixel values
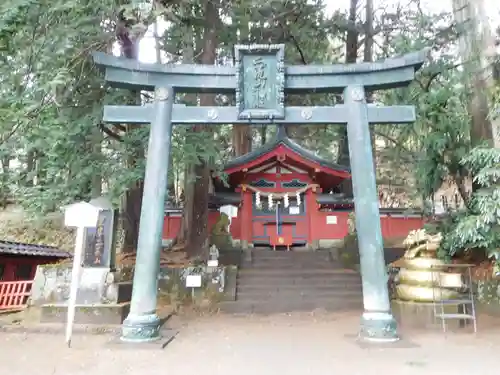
left=93, top=44, right=427, bottom=343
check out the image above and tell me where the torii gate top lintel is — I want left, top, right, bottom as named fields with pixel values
left=92, top=45, right=428, bottom=94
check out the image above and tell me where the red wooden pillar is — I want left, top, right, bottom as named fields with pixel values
left=3, top=260, right=16, bottom=282
left=306, top=187, right=320, bottom=250
left=240, top=187, right=253, bottom=249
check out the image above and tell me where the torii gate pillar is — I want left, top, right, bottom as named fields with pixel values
left=345, top=85, right=397, bottom=341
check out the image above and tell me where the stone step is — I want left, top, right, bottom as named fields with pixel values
left=239, top=268, right=358, bottom=275
left=231, top=251, right=363, bottom=314
left=250, top=253, right=332, bottom=259
left=238, top=275, right=360, bottom=285
left=236, top=280, right=362, bottom=289
left=238, top=280, right=362, bottom=289
left=250, top=252, right=332, bottom=261
left=236, top=289, right=362, bottom=301
left=40, top=303, right=130, bottom=325
left=241, top=263, right=338, bottom=270
left=218, top=299, right=363, bottom=315
left=244, top=255, right=334, bottom=261
left=240, top=277, right=356, bottom=284
left=236, top=284, right=362, bottom=294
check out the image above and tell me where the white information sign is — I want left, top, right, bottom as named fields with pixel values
left=207, top=259, right=219, bottom=267
left=326, top=215, right=338, bottom=225
left=62, top=200, right=102, bottom=348
left=289, top=206, right=300, bottom=215
left=64, top=202, right=101, bottom=228
left=186, top=274, right=202, bottom=288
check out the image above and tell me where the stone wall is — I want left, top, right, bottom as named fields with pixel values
left=475, top=279, right=500, bottom=315
left=31, top=265, right=126, bottom=306
left=31, top=257, right=239, bottom=312
left=155, top=265, right=238, bottom=309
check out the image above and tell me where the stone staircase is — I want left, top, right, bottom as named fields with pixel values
left=219, top=249, right=364, bottom=314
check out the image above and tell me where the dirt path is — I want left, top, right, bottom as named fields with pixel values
left=0, top=312, right=498, bottom=375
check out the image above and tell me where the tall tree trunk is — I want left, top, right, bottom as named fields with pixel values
left=345, top=0, right=359, bottom=64
left=363, top=0, right=374, bottom=64
left=364, top=0, right=376, bottom=172
left=183, top=0, right=220, bottom=259
left=232, top=9, right=252, bottom=156
left=91, top=128, right=103, bottom=197
left=176, top=18, right=195, bottom=247
left=453, top=0, right=499, bottom=192
left=116, top=12, right=146, bottom=254
left=232, top=126, right=252, bottom=156
left=260, top=125, right=267, bottom=146
left=337, top=0, right=359, bottom=196
left=121, top=140, right=144, bottom=254
left=35, top=151, right=46, bottom=186
left=0, top=156, right=10, bottom=208
left=25, top=149, right=35, bottom=187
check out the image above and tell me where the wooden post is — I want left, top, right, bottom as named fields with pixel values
left=240, top=190, right=253, bottom=260
left=344, top=85, right=398, bottom=342
left=305, top=189, right=319, bottom=250
left=121, top=87, right=174, bottom=342
left=65, top=226, right=85, bottom=348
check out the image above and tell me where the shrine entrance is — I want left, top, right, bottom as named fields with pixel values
left=94, top=44, right=427, bottom=344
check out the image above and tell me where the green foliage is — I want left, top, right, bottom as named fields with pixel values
left=0, top=0, right=121, bottom=213
left=437, top=147, right=500, bottom=263
left=0, top=0, right=498, bottom=259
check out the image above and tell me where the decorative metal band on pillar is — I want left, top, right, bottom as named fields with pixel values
left=121, top=86, right=175, bottom=343
left=344, top=85, right=398, bottom=342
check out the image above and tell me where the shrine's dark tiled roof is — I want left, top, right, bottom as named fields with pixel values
left=224, top=125, right=350, bottom=174
left=0, top=240, right=72, bottom=258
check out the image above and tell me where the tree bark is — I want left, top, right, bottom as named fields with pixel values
left=176, top=15, right=195, bottom=247
left=232, top=8, right=252, bottom=156
left=364, top=0, right=376, bottom=172
left=345, top=0, right=359, bottom=64
left=116, top=11, right=146, bottom=254
left=183, top=0, right=220, bottom=259
left=337, top=0, right=359, bottom=196
left=232, top=126, right=252, bottom=156
left=260, top=125, right=267, bottom=146
left=452, top=0, right=499, bottom=192
left=0, top=156, right=10, bottom=208
left=25, top=149, right=35, bottom=187
left=363, top=0, right=374, bottom=65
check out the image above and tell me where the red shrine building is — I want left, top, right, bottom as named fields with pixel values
left=163, top=128, right=424, bottom=249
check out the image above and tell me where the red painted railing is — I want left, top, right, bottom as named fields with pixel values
left=0, top=281, right=33, bottom=310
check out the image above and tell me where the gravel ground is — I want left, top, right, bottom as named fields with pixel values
left=0, top=311, right=499, bottom=375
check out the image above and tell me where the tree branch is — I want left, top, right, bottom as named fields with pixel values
left=98, top=123, right=123, bottom=142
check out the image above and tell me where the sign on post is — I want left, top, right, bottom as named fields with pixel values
left=83, top=197, right=117, bottom=268
left=62, top=201, right=102, bottom=348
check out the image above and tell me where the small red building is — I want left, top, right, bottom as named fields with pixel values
left=0, top=241, right=71, bottom=282
left=0, top=240, right=71, bottom=310
left=163, top=127, right=424, bottom=249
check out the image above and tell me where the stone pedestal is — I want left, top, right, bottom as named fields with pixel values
left=32, top=266, right=132, bottom=325
left=40, top=303, right=130, bottom=325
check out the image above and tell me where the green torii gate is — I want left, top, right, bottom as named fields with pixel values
left=93, top=44, right=427, bottom=344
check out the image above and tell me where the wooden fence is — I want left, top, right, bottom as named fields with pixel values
left=0, top=281, right=33, bottom=310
